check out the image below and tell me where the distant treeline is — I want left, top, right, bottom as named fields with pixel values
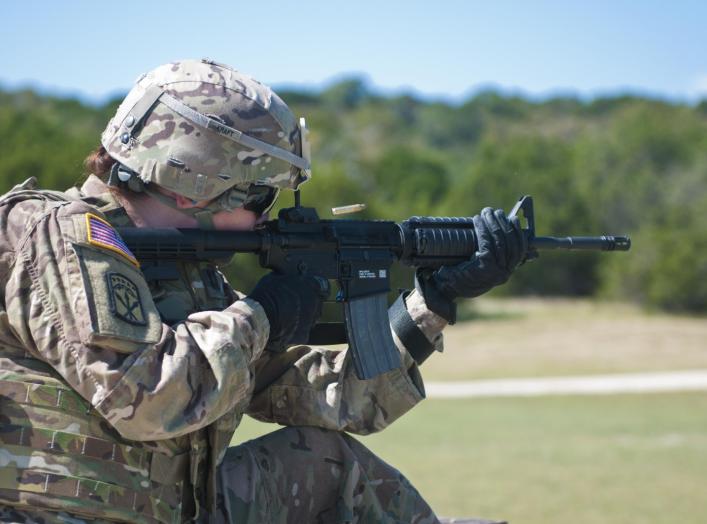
left=1, top=80, right=706, bottom=313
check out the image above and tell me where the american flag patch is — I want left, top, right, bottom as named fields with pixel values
left=85, top=213, right=139, bottom=267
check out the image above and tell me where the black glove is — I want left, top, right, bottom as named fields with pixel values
left=249, top=273, right=328, bottom=352
left=416, top=207, right=528, bottom=323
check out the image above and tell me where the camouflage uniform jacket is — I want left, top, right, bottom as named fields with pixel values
left=0, top=176, right=445, bottom=523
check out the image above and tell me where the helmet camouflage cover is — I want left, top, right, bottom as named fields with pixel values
left=101, top=59, right=311, bottom=202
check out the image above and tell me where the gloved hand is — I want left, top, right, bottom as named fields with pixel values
left=415, top=207, right=528, bottom=323
left=248, top=273, right=328, bottom=352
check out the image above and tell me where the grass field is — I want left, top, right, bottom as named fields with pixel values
left=425, top=298, right=707, bottom=380
left=232, top=299, right=707, bottom=523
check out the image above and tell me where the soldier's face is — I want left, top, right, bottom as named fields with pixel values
left=173, top=192, right=263, bottom=231
left=175, top=195, right=268, bottom=231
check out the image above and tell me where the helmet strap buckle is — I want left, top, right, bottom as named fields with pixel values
left=107, top=163, right=147, bottom=193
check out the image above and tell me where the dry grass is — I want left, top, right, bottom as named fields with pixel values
left=422, top=298, right=707, bottom=380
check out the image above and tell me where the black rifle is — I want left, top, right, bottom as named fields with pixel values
left=119, top=195, right=630, bottom=379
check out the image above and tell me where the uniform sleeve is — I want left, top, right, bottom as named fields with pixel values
left=5, top=200, right=269, bottom=441
left=246, top=289, right=447, bottom=435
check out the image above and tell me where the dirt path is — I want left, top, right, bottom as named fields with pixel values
left=425, top=370, right=707, bottom=398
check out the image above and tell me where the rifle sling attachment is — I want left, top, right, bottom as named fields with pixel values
left=389, top=292, right=436, bottom=365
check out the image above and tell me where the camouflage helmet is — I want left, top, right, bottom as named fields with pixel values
left=101, top=59, right=311, bottom=204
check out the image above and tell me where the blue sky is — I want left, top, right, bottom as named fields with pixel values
left=1, top=1, right=705, bottom=103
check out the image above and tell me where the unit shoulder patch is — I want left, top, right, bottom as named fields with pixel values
left=106, top=272, right=146, bottom=326
left=86, top=213, right=139, bottom=267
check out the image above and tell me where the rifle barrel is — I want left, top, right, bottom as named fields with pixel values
left=531, top=235, right=631, bottom=251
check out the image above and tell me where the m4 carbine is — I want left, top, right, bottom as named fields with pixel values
left=119, top=195, right=630, bottom=380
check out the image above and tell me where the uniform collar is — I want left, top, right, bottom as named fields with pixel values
left=75, top=175, right=136, bottom=227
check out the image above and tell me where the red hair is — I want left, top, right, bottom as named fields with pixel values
left=83, top=145, right=115, bottom=177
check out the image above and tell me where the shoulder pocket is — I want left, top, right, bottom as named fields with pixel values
left=72, top=243, right=162, bottom=350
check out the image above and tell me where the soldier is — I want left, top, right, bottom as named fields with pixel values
left=0, top=60, right=526, bottom=523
